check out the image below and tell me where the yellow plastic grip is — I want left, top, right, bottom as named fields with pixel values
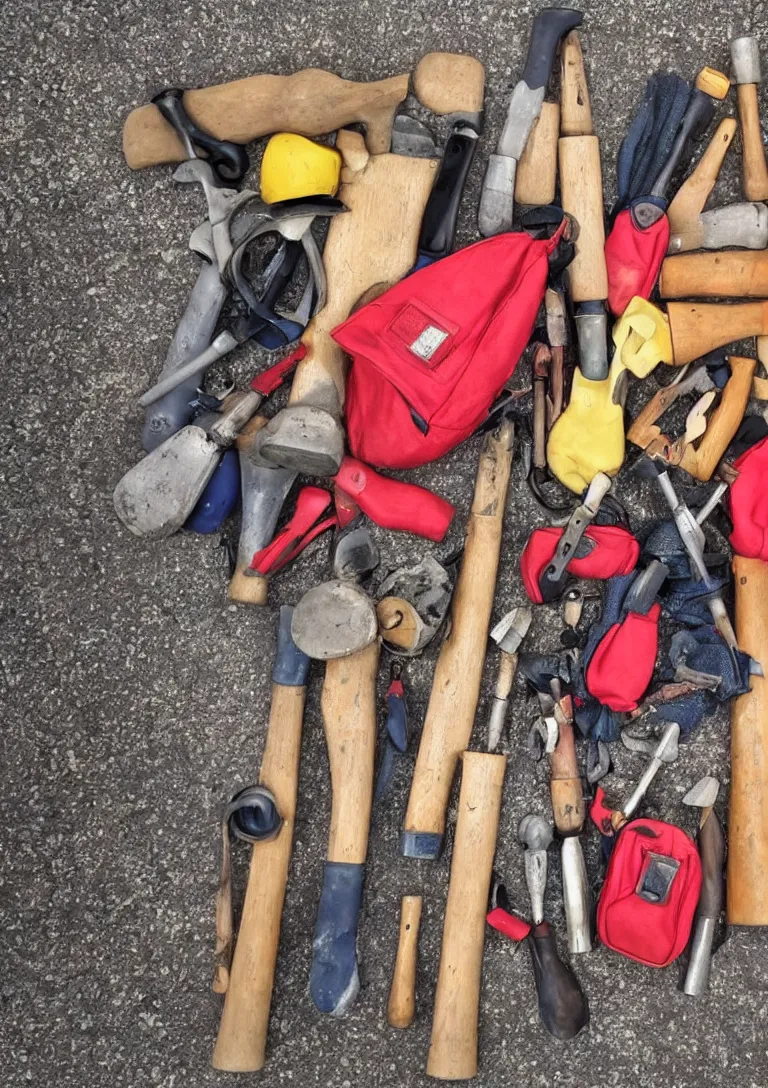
left=260, top=133, right=342, bottom=204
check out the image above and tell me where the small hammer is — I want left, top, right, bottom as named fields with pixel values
left=731, top=37, right=768, bottom=201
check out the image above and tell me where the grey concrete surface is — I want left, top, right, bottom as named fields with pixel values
left=2, top=1, right=767, bottom=1085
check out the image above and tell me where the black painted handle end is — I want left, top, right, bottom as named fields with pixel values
left=523, top=9, right=585, bottom=90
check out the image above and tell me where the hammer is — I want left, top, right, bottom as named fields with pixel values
left=732, top=37, right=768, bottom=202
left=487, top=607, right=532, bottom=750
left=682, top=776, right=724, bottom=996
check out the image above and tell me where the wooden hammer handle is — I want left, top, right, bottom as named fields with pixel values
left=211, top=682, right=306, bottom=1072
left=678, top=356, right=756, bottom=481
left=667, top=118, right=737, bottom=236
left=427, top=752, right=506, bottom=1080
left=560, top=32, right=593, bottom=136
left=728, top=556, right=768, bottom=925
left=549, top=719, right=585, bottom=836
left=737, top=83, right=768, bottom=201
left=660, top=250, right=768, bottom=299
left=387, top=896, right=423, bottom=1029
left=667, top=301, right=768, bottom=365
left=123, top=68, right=410, bottom=167
left=403, top=422, right=514, bottom=853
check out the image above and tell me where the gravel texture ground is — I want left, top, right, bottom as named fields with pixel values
left=2, top=1, right=767, bottom=1085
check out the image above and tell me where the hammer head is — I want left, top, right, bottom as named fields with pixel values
left=731, top=36, right=761, bottom=85
left=518, top=814, right=553, bottom=851
left=683, top=775, right=720, bottom=809
left=490, top=606, right=533, bottom=654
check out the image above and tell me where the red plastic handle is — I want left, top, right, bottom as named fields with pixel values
left=333, top=457, right=454, bottom=542
left=486, top=907, right=532, bottom=942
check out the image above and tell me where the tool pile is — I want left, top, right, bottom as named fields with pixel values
left=114, top=9, right=768, bottom=1077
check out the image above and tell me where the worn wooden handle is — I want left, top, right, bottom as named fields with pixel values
left=123, top=68, right=410, bottom=167
left=227, top=416, right=272, bottom=606
left=728, top=556, right=768, bottom=925
left=661, top=250, right=768, bottom=299
left=427, top=752, right=506, bottom=1080
left=667, top=118, right=737, bottom=236
left=737, top=83, right=768, bottom=201
left=667, top=301, right=768, bottom=365
left=494, top=652, right=518, bottom=701
left=322, top=640, right=380, bottom=864
left=559, top=135, right=608, bottom=302
left=387, top=896, right=423, bottom=1029
left=516, top=101, right=559, bottom=205
left=404, top=422, right=514, bottom=847
left=549, top=720, right=584, bottom=836
left=678, top=356, right=756, bottom=481
left=560, top=32, right=592, bottom=136
left=212, top=683, right=306, bottom=1072
left=287, top=130, right=437, bottom=413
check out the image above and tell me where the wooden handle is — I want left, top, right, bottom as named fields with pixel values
left=377, top=597, right=423, bottom=652
left=677, top=356, right=756, bottom=481
left=558, top=136, right=608, bottom=302
left=667, top=301, right=768, bottom=365
left=515, top=101, right=559, bottom=205
left=227, top=415, right=271, bottom=606
left=667, top=118, right=737, bottom=236
left=549, top=719, right=584, bottom=836
left=123, top=68, right=410, bottom=167
left=560, top=32, right=592, bottom=136
left=661, top=250, right=768, bottom=299
left=212, top=683, right=306, bottom=1072
left=387, top=896, right=423, bottom=1029
left=493, top=652, right=518, bottom=701
left=322, top=640, right=380, bottom=864
left=412, top=52, right=485, bottom=115
left=737, top=83, right=768, bottom=201
left=427, top=752, right=506, bottom=1080
left=287, top=130, right=437, bottom=413
left=728, top=556, right=768, bottom=925
left=404, top=422, right=514, bottom=847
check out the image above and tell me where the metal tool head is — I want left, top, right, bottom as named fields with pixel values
left=290, top=580, right=378, bottom=660
left=683, top=776, right=720, bottom=810
left=490, top=606, right=533, bottom=654
left=518, top=814, right=554, bottom=852
left=391, top=114, right=439, bottom=158
left=113, top=425, right=217, bottom=539
left=258, top=405, right=345, bottom=476
left=622, top=722, right=680, bottom=762
left=332, top=520, right=380, bottom=583
left=731, top=36, right=761, bottom=85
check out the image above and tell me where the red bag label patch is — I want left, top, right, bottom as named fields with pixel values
left=388, top=303, right=455, bottom=368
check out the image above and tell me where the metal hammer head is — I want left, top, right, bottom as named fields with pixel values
left=490, top=606, right=533, bottom=654
left=731, top=36, right=761, bottom=85
left=683, top=775, right=720, bottom=809
left=622, top=721, right=680, bottom=762
left=518, top=814, right=553, bottom=851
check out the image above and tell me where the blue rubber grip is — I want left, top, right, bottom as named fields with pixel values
left=272, top=606, right=311, bottom=687
left=385, top=692, right=408, bottom=753
left=184, top=448, right=240, bottom=533
left=310, top=861, right=365, bottom=1015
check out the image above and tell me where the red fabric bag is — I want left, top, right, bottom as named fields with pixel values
left=585, top=604, right=661, bottom=712
left=730, top=435, right=768, bottom=560
left=604, top=209, right=669, bottom=317
left=332, top=230, right=561, bottom=470
left=520, top=525, right=640, bottom=604
left=597, top=818, right=702, bottom=967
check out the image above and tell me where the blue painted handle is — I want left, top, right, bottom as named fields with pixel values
left=184, top=447, right=240, bottom=533
left=310, top=861, right=364, bottom=1015
left=273, top=606, right=311, bottom=687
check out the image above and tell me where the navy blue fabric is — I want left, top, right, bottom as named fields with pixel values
left=616, top=74, right=691, bottom=209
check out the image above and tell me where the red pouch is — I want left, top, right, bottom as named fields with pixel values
left=332, top=230, right=560, bottom=470
left=520, top=525, right=640, bottom=604
left=585, top=604, right=661, bottom=712
left=730, top=435, right=768, bottom=560
left=597, top=819, right=702, bottom=967
left=604, top=209, right=670, bottom=317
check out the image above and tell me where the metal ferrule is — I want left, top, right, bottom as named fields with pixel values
left=731, top=36, right=761, bottom=85
left=574, top=306, right=609, bottom=380
left=561, top=836, right=592, bottom=953
left=478, top=154, right=518, bottom=237
left=682, top=915, right=716, bottom=996
left=400, top=830, right=443, bottom=860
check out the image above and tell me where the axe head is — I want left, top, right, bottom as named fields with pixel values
left=490, top=606, right=533, bottom=654
left=683, top=775, right=720, bottom=809
left=391, top=114, right=439, bottom=158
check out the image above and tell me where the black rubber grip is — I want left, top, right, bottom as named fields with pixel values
left=152, top=87, right=250, bottom=182
left=522, top=8, right=584, bottom=90
left=418, top=129, right=478, bottom=261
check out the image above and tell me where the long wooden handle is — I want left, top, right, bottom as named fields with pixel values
left=667, top=301, right=768, bottom=365
left=560, top=32, right=592, bottom=136
left=211, top=683, right=306, bottom=1072
left=387, top=896, right=423, bottom=1029
left=677, top=356, right=756, bottom=481
left=322, top=640, right=380, bottom=864
left=661, top=250, right=768, bottom=299
left=515, top=101, right=560, bottom=206
left=427, top=752, right=506, bottom=1080
left=558, top=136, right=608, bottom=302
left=728, top=556, right=768, bottom=925
left=403, top=421, right=514, bottom=853
left=549, top=720, right=584, bottom=836
left=667, top=118, right=737, bottom=236
left=123, top=68, right=410, bottom=167
left=287, top=130, right=437, bottom=413
left=737, top=83, right=768, bottom=201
